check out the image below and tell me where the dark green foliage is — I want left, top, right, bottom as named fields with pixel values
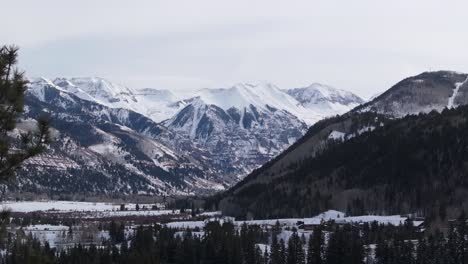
left=375, top=237, right=415, bottom=264
left=270, top=231, right=283, bottom=264
left=19, top=219, right=468, bottom=264
left=6, top=237, right=55, bottom=264
left=108, top=221, right=125, bottom=244
left=287, top=232, right=305, bottom=264
left=325, top=225, right=364, bottom=264
left=307, top=227, right=323, bottom=264
left=0, top=45, right=50, bottom=181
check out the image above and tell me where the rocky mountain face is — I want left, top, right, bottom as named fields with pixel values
left=17, top=78, right=224, bottom=195
left=15, top=77, right=363, bottom=195
left=164, top=99, right=307, bottom=180
left=163, top=83, right=308, bottom=179
left=215, top=70, right=468, bottom=218
left=161, top=82, right=364, bottom=180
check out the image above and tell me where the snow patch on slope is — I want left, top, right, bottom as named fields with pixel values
left=328, top=131, right=346, bottom=141
left=448, top=76, right=468, bottom=109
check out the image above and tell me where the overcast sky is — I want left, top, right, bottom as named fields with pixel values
left=3, top=0, right=468, bottom=99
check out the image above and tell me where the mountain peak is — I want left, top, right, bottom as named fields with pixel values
left=62, top=77, right=135, bottom=96
left=355, top=70, right=468, bottom=117
left=28, top=77, right=186, bottom=123
left=27, top=77, right=63, bottom=102
left=53, top=77, right=76, bottom=88
left=285, top=84, right=364, bottom=118
left=29, top=77, right=56, bottom=87
left=193, top=82, right=302, bottom=118
left=288, top=83, right=364, bottom=104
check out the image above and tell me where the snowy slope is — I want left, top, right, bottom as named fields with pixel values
left=286, top=83, right=364, bottom=119
left=163, top=83, right=310, bottom=179
left=41, top=77, right=364, bottom=125
left=20, top=78, right=228, bottom=195
left=195, top=82, right=304, bottom=119
left=53, top=77, right=137, bottom=107
left=355, top=71, right=468, bottom=117
left=25, top=77, right=364, bottom=193
left=193, top=82, right=362, bottom=125
left=39, top=77, right=364, bottom=126
left=52, top=77, right=182, bottom=122
left=447, top=76, right=468, bottom=109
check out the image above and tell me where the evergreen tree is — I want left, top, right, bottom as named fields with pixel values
left=271, top=232, right=282, bottom=264
left=0, top=45, right=50, bottom=181
left=326, top=226, right=363, bottom=264
left=307, top=227, right=323, bottom=264
left=263, top=246, right=269, bottom=264
left=287, top=232, right=305, bottom=264
left=279, top=239, right=287, bottom=264
left=255, top=245, right=264, bottom=264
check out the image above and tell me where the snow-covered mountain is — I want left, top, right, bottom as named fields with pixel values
left=219, top=70, right=468, bottom=216
left=18, top=77, right=364, bottom=195
left=217, top=71, right=468, bottom=218
left=192, top=82, right=306, bottom=121
left=161, top=82, right=364, bottom=179
left=21, top=78, right=226, bottom=195
left=286, top=83, right=365, bottom=116
left=50, top=78, right=364, bottom=126
left=355, top=71, right=468, bottom=116
left=52, top=77, right=183, bottom=122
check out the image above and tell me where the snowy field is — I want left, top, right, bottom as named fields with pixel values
left=0, top=200, right=178, bottom=218
left=86, top=209, right=181, bottom=218
left=166, top=221, right=205, bottom=229
left=2, top=202, right=415, bottom=228
left=166, top=210, right=416, bottom=230
left=1, top=201, right=117, bottom=212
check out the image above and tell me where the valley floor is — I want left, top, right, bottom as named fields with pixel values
left=0, top=200, right=424, bottom=250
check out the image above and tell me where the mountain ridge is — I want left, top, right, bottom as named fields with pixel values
left=18, top=76, right=364, bottom=195
left=216, top=70, right=468, bottom=218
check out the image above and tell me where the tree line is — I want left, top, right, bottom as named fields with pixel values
left=1, top=216, right=466, bottom=264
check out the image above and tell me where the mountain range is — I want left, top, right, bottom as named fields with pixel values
left=12, top=77, right=363, bottom=195
left=216, top=70, right=468, bottom=219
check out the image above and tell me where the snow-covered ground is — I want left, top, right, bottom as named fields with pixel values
left=166, top=221, right=206, bottom=229
left=0, top=201, right=173, bottom=217
left=86, top=210, right=180, bottom=218
left=199, top=211, right=222, bottom=216
left=3, top=202, right=414, bottom=228
left=448, top=76, right=468, bottom=109
left=243, top=210, right=409, bottom=227
left=1, top=201, right=117, bottom=212
left=166, top=210, right=416, bottom=230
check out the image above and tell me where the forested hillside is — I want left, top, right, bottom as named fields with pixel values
left=218, top=106, right=468, bottom=219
